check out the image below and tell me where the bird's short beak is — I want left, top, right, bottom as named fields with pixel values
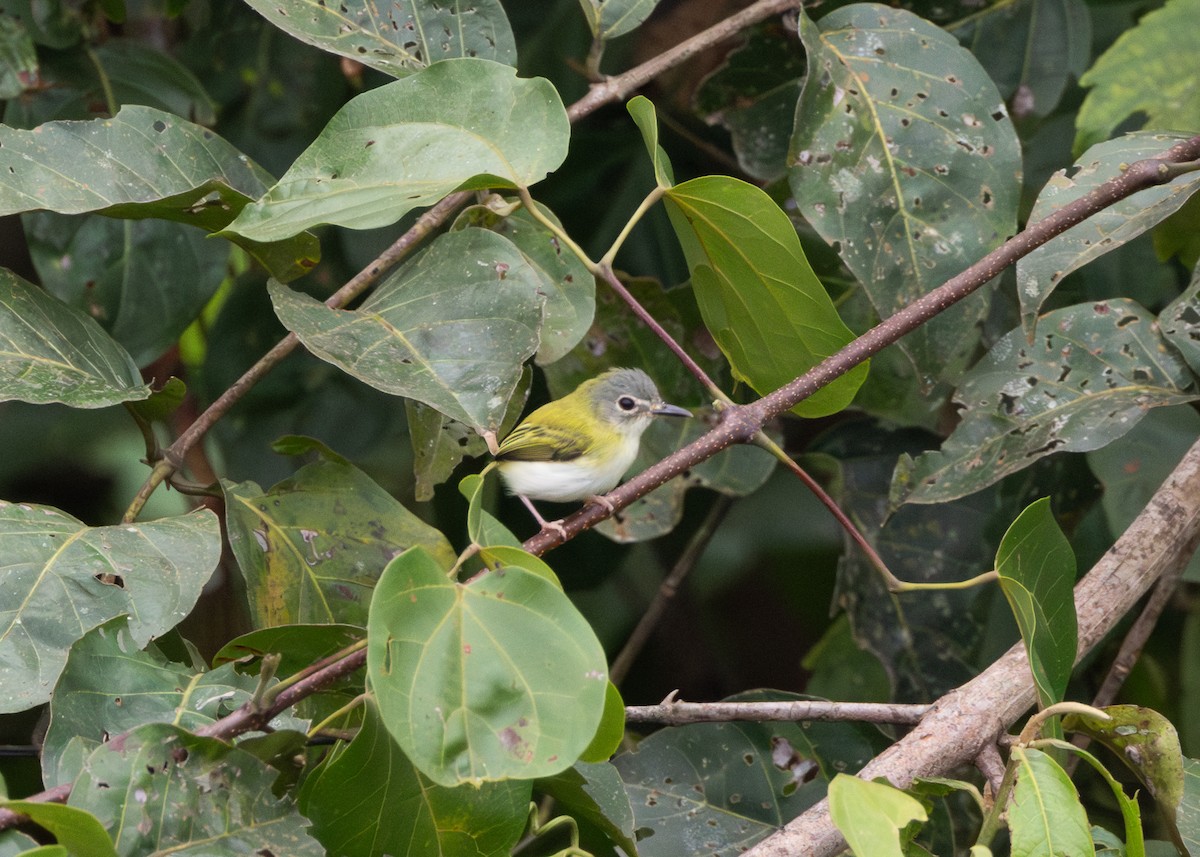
left=651, top=402, right=692, bottom=418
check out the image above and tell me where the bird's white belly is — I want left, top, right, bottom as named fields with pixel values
left=499, top=444, right=639, bottom=503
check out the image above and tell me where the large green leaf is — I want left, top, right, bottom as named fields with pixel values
left=828, top=775, right=927, bottom=857
left=224, top=59, right=569, bottom=242
left=1017, top=133, right=1200, bottom=335
left=367, top=547, right=608, bottom=786
left=244, top=0, right=516, bottom=79
left=24, top=213, right=230, bottom=368
left=1076, top=0, right=1200, bottom=152
left=223, top=450, right=455, bottom=628
left=41, top=617, right=267, bottom=788
left=0, top=270, right=148, bottom=407
left=664, top=175, right=867, bottom=417
left=68, top=723, right=324, bottom=856
left=995, top=498, right=1077, bottom=709
left=1008, top=747, right=1092, bottom=857
left=788, top=4, right=1021, bottom=382
left=0, top=802, right=116, bottom=857
left=577, top=0, right=661, bottom=40
left=0, top=105, right=317, bottom=282
left=891, top=300, right=1198, bottom=506
left=950, top=0, right=1090, bottom=118
left=299, top=700, right=530, bottom=856
left=0, top=504, right=220, bottom=713
left=270, top=228, right=544, bottom=431
left=536, top=763, right=639, bottom=857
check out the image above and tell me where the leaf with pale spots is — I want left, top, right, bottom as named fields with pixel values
left=788, top=4, right=1020, bottom=383
left=270, top=227, right=544, bottom=431
left=891, top=299, right=1199, bottom=507
left=367, top=547, right=608, bottom=786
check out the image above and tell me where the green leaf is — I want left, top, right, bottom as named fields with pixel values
left=577, top=0, right=661, bottom=40
left=0, top=106, right=318, bottom=282
left=0, top=504, right=219, bottom=713
left=950, top=0, right=1090, bottom=118
left=223, top=456, right=455, bottom=628
left=612, top=691, right=881, bottom=856
left=271, top=228, right=544, bottom=430
left=24, top=213, right=230, bottom=368
left=300, top=699, right=530, bottom=857
left=828, top=775, right=927, bottom=857
left=1054, top=741, right=1145, bottom=857
left=1008, top=747, right=1093, bottom=857
left=0, top=270, right=149, bottom=408
left=124, top=377, right=187, bottom=424
left=628, top=95, right=676, bottom=188
left=224, top=59, right=569, bottom=242
left=1177, top=759, right=1200, bottom=856
left=0, top=15, right=37, bottom=98
left=1076, top=0, right=1200, bottom=152
left=1062, top=706, right=1185, bottom=820
left=40, top=617, right=266, bottom=787
left=0, top=830, right=40, bottom=855
left=367, top=547, right=608, bottom=786
left=0, top=0, right=80, bottom=49
left=1017, top=133, right=1200, bottom=335
left=244, top=0, right=516, bottom=79
left=68, top=723, right=324, bottom=855
left=453, top=199, right=595, bottom=365
left=580, top=681, right=625, bottom=763
left=213, top=624, right=365, bottom=676
left=664, top=175, right=867, bottom=417
left=459, top=473, right=521, bottom=548
left=0, top=802, right=117, bottom=857
left=75, top=39, right=216, bottom=126
left=891, top=300, right=1199, bottom=506
left=788, top=4, right=1020, bottom=382
left=995, top=498, right=1077, bottom=709
left=536, top=762, right=639, bottom=857
left=1161, top=264, right=1200, bottom=379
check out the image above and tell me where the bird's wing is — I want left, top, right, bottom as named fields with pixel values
left=495, top=423, right=588, bottom=462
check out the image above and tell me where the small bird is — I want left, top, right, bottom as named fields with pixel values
left=490, top=368, right=691, bottom=533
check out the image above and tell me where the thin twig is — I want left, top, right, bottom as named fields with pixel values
left=625, top=699, right=931, bottom=725
left=610, top=496, right=733, bottom=685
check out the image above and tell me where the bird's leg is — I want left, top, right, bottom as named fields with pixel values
left=586, top=493, right=617, bottom=514
left=518, top=494, right=567, bottom=540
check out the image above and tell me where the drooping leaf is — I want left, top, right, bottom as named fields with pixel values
left=664, top=174, right=867, bottom=417
left=950, top=0, right=1090, bottom=119
left=40, top=617, right=268, bottom=787
left=536, top=762, right=639, bottom=857
left=612, top=690, right=880, bottom=856
left=68, top=723, right=324, bottom=855
left=1075, top=0, right=1200, bottom=153
left=577, top=0, right=661, bottom=40
left=270, top=228, right=544, bottom=431
left=244, top=0, right=516, bottom=79
left=891, top=300, right=1199, bottom=507
left=223, top=453, right=455, bottom=628
left=0, top=270, right=148, bottom=408
left=366, top=547, right=608, bottom=786
left=627, top=95, right=676, bottom=188
left=788, top=4, right=1021, bottom=383
left=124, top=377, right=187, bottom=424
left=1007, top=747, right=1093, bottom=857
left=995, top=498, right=1078, bottom=709
left=453, top=199, right=595, bottom=365
left=0, top=503, right=220, bottom=713
left=1017, top=133, right=1200, bottom=335
left=1049, top=740, right=1145, bottom=857
left=1160, top=264, right=1200, bottom=378
left=459, top=473, right=522, bottom=550
left=224, top=59, right=569, bottom=242
left=299, top=699, right=530, bottom=857
left=0, top=105, right=318, bottom=282
left=828, top=774, right=928, bottom=857
left=580, top=681, right=626, bottom=763
left=24, top=213, right=230, bottom=368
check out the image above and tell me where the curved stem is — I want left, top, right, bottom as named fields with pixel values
left=598, top=185, right=666, bottom=269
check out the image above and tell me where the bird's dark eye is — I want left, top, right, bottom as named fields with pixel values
left=617, top=396, right=637, bottom=411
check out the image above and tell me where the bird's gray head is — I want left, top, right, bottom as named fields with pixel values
left=585, top=368, right=691, bottom=435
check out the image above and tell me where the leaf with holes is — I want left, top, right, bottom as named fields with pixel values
left=243, top=0, right=516, bottom=79
left=224, top=59, right=569, bottom=242
left=367, top=547, right=608, bottom=786
left=1017, top=133, right=1200, bottom=338
left=270, top=228, right=544, bottom=431
left=0, top=503, right=219, bottom=713
left=0, top=105, right=317, bottom=282
left=0, top=270, right=148, bottom=407
left=891, top=299, right=1199, bottom=506
left=789, top=4, right=1020, bottom=383
left=223, top=454, right=455, bottom=628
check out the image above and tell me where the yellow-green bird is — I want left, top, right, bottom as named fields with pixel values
left=491, top=368, right=691, bottom=531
